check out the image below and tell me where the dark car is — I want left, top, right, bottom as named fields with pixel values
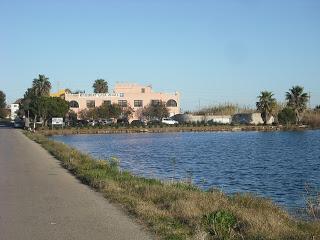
left=77, top=120, right=88, bottom=127
left=13, top=120, right=24, bottom=128
left=117, top=118, right=129, bottom=125
left=147, top=119, right=161, bottom=126
left=130, top=120, right=146, bottom=126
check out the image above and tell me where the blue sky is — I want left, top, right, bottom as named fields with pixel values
left=1, top=0, right=319, bottom=111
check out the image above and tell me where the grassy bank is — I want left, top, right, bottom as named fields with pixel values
left=36, top=124, right=315, bottom=136
left=25, top=132, right=320, bottom=240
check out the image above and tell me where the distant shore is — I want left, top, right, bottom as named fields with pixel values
left=37, top=124, right=318, bottom=136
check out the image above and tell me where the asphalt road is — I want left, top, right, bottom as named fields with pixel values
left=0, top=126, right=153, bottom=240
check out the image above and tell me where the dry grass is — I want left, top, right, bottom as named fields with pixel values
left=303, top=111, right=320, bottom=128
left=193, top=104, right=255, bottom=116
left=25, top=132, right=320, bottom=240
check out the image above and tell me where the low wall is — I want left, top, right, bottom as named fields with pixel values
left=173, top=114, right=232, bottom=124
left=232, top=113, right=274, bottom=125
left=174, top=113, right=274, bottom=125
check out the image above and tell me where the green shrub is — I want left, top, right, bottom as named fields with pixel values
left=109, top=156, right=120, bottom=171
left=278, top=107, right=296, bottom=125
left=203, top=210, right=241, bottom=240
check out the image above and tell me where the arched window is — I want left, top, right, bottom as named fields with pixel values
left=69, top=100, right=79, bottom=108
left=166, top=99, right=177, bottom=107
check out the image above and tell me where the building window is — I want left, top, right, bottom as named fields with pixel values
left=118, top=100, right=127, bottom=107
left=166, top=99, right=177, bottom=107
left=151, top=100, right=160, bottom=106
left=141, top=88, right=145, bottom=93
left=69, top=100, right=79, bottom=108
left=103, top=100, right=111, bottom=106
left=134, top=100, right=143, bottom=107
left=86, top=100, right=95, bottom=108
left=119, top=93, right=124, bottom=97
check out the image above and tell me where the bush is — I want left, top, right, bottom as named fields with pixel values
left=278, top=108, right=296, bottom=125
left=203, top=210, right=242, bottom=239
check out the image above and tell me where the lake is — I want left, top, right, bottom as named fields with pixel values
left=52, top=130, right=320, bottom=213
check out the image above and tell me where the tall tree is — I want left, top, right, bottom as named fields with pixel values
left=32, top=74, right=51, bottom=97
left=96, top=102, right=122, bottom=119
left=0, top=90, right=6, bottom=109
left=256, top=91, right=276, bottom=125
left=93, top=79, right=108, bottom=93
left=142, top=101, right=169, bottom=120
left=65, top=88, right=72, bottom=94
left=28, top=96, right=69, bottom=126
left=46, top=97, right=70, bottom=119
left=285, top=86, right=309, bottom=124
left=0, top=90, right=6, bottom=118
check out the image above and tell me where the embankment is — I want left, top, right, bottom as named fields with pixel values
left=25, top=131, right=320, bottom=240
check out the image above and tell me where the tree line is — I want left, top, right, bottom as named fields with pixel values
left=3, top=74, right=319, bottom=127
left=19, top=75, right=69, bottom=128
left=77, top=99, right=170, bottom=122
left=16, top=75, right=171, bottom=126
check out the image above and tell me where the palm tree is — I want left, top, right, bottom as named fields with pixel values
left=256, top=91, right=276, bottom=125
left=93, top=79, right=108, bottom=93
left=65, top=88, right=72, bottom=94
left=285, top=86, right=309, bottom=124
left=32, top=74, right=51, bottom=97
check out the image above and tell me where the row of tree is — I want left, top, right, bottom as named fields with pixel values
left=78, top=100, right=170, bottom=121
left=20, top=75, right=69, bottom=127
left=16, top=74, right=318, bottom=127
left=78, top=102, right=126, bottom=120
left=256, top=85, right=310, bottom=125
left=18, top=75, right=171, bottom=125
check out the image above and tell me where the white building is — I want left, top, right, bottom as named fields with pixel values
left=10, top=104, right=19, bottom=120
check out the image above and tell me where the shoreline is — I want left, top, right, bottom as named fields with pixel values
left=24, top=131, right=320, bottom=240
left=38, top=124, right=319, bottom=136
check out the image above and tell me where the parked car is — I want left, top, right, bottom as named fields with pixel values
left=147, top=119, right=161, bottom=126
left=98, top=119, right=114, bottom=125
left=130, top=120, right=147, bottom=126
left=77, top=120, right=88, bottom=127
left=13, top=120, right=24, bottom=128
left=161, top=118, right=179, bottom=125
left=117, top=118, right=129, bottom=125
left=88, top=120, right=97, bottom=126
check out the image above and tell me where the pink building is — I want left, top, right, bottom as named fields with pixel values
left=65, top=83, right=180, bottom=121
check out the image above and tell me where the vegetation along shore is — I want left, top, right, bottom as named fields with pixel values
left=1, top=75, right=319, bottom=133
left=25, top=131, right=320, bottom=240
left=37, top=123, right=319, bottom=136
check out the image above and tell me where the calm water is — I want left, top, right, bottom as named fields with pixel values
left=52, top=130, right=320, bottom=212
